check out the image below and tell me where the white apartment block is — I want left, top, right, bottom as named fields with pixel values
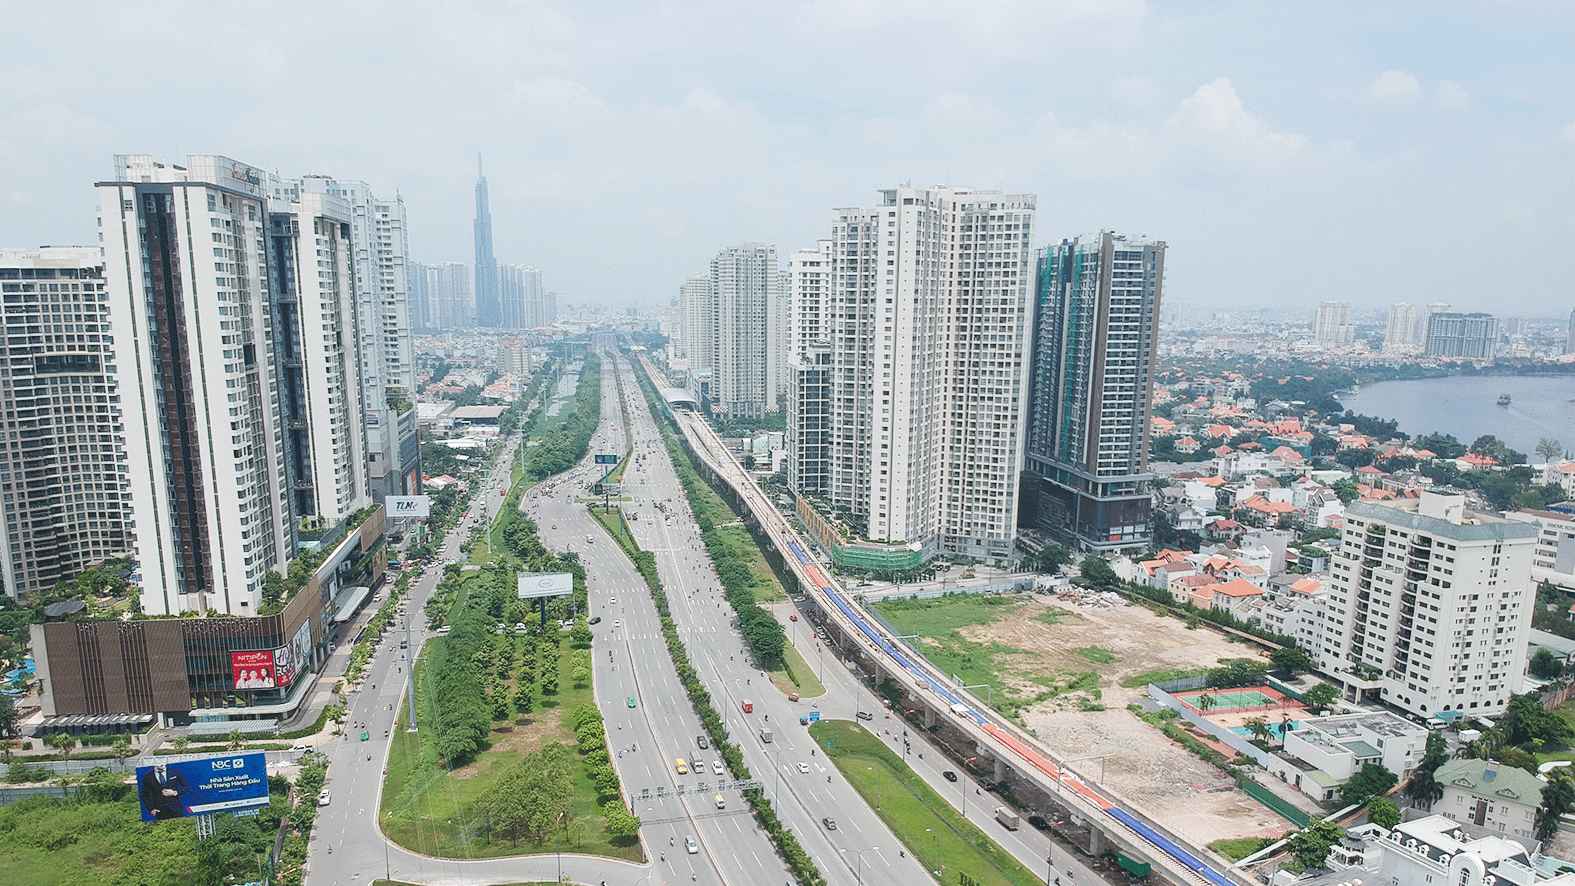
left=0, top=247, right=131, bottom=599
left=788, top=240, right=834, bottom=358
left=267, top=187, right=371, bottom=525
left=710, top=243, right=779, bottom=418
left=793, top=185, right=1035, bottom=563
left=1376, top=815, right=1570, bottom=886
left=1507, top=509, right=1575, bottom=591
left=1274, top=710, right=1428, bottom=801
left=1315, top=300, right=1354, bottom=348
left=1386, top=301, right=1419, bottom=352
left=683, top=273, right=714, bottom=400
left=99, top=155, right=294, bottom=616
left=1320, top=489, right=1538, bottom=719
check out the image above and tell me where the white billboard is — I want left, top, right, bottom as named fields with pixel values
left=386, top=496, right=430, bottom=518
left=517, top=572, right=574, bottom=600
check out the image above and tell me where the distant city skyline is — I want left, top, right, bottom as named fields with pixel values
left=3, top=4, right=1575, bottom=314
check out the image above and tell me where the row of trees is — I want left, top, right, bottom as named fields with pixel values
left=522, top=353, right=602, bottom=480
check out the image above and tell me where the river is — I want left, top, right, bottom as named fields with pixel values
left=1336, top=375, right=1575, bottom=458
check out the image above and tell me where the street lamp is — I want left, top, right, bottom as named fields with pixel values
left=841, top=846, right=879, bottom=884
left=925, top=827, right=939, bottom=878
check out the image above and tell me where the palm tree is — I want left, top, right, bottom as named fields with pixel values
left=1195, top=692, right=1218, bottom=713
left=1404, top=767, right=1444, bottom=811
left=1244, top=716, right=1272, bottom=745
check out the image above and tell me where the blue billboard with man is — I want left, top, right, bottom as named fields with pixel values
left=137, top=753, right=270, bottom=822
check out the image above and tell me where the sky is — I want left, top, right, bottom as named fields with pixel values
left=3, top=1, right=1574, bottom=315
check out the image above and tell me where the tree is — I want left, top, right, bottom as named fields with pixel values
left=1403, top=767, right=1444, bottom=811
left=603, top=801, right=641, bottom=838
left=1302, top=683, right=1339, bottom=714
left=169, top=736, right=191, bottom=754
left=1537, top=437, right=1564, bottom=465
left=1285, top=818, right=1344, bottom=872
left=44, top=732, right=76, bottom=758
left=1500, top=692, right=1572, bottom=747
left=1195, top=692, right=1218, bottom=713
left=570, top=619, right=593, bottom=647
left=0, top=693, right=17, bottom=739
left=1367, top=796, right=1400, bottom=830
left=1080, top=556, right=1118, bottom=588
left=1271, top=647, right=1313, bottom=675
left=226, top=728, right=246, bottom=751
left=1029, top=544, right=1072, bottom=574
left=1329, top=479, right=1361, bottom=503
left=1529, top=647, right=1566, bottom=680
left=1537, top=774, right=1575, bottom=842
left=1243, top=716, right=1273, bottom=745
left=111, top=737, right=134, bottom=766
left=1340, top=762, right=1398, bottom=806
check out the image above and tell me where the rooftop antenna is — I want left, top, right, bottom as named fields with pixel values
left=478, top=153, right=484, bottom=178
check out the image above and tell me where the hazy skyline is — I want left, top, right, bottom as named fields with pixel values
left=3, top=1, right=1573, bottom=313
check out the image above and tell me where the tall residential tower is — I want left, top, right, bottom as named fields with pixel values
left=788, top=185, right=1036, bottom=564
left=1022, top=233, right=1164, bottom=553
left=0, top=248, right=131, bottom=599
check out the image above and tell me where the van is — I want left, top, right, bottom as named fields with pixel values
left=675, top=758, right=689, bottom=775
left=760, top=727, right=773, bottom=743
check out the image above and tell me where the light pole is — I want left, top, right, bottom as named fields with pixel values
left=842, top=846, right=879, bottom=884
left=925, top=827, right=939, bottom=878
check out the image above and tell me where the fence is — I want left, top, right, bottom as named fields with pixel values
left=1544, top=681, right=1575, bottom=712
left=1148, top=681, right=1278, bottom=769
left=0, top=784, right=75, bottom=805
left=1236, top=775, right=1310, bottom=827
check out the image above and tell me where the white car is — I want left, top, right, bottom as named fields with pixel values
left=795, top=761, right=810, bottom=774
left=317, top=789, right=331, bottom=806
left=712, top=760, right=724, bottom=775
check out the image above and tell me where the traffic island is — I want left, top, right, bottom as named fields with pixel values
left=809, top=719, right=1042, bottom=886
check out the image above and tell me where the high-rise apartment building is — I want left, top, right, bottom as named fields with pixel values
left=1424, top=311, right=1498, bottom=359
left=1315, top=300, right=1354, bottom=348
left=683, top=273, right=716, bottom=402
left=1021, top=233, right=1163, bottom=553
left=788, top=185, right=1035, bottom=563
left=408, top=260, right=434, bottom=331
left=1385, top=302, right=1418, bottom=352
left=544, top=291, right=557, bottom=325
left=785, top=241, right=834, bottom=496
left=499, top=264, right=546, bottom=329
left=429, top=261, right=472, bottom=329
left=1319, top=490, right=1537, bottom=719
left=711, top=243, right=779, bottom=418
left=98, top=154, right=371, bottom=616
left=473, top=158, right=499, bottom=328
left=271, top=175, right=419, bottom=501
left=0, top=247, right=131, bottom=599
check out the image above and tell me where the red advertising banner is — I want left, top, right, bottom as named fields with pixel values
left=230, top=650, right=278, bottom=690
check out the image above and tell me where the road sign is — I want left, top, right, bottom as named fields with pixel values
left=808, top=711, right=821, bottom=722
left=594, top=454, right=619, bottom=465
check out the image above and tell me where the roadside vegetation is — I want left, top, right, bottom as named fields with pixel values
left=811, top=719, right=1042, bottom=886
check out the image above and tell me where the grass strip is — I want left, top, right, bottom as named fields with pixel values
left=811, top=719, right=1044, bottom=886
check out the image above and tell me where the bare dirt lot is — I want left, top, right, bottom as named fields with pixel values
left=959, top=595, right=1294, bottom=845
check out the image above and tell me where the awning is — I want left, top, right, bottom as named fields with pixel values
left=331, top=585, right=373, bottom=624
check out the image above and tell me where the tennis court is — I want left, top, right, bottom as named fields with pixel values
left=1174, top=685, right=1298, bottom=714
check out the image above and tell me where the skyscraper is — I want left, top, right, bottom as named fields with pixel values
left=499, top=264, right=546, bottom=328
left=473, top=156, right=499, bottom=328
left=1384, top=302, right=1417, bottom=352
left=0, top=247, right=131, bottom=600
left=270, top=175, right=419, bottom=500
left=683, top=273, right=715, bottom=402
left=1566, top=307, right=1574, bottom=355
left=99, top=155, right=294, bottom=615
left=1424, top=312, right=1498, bottom=359
left=710, top=243, right=779, bottom=418
left=1315, top=300, right=1354, bottom=348
left=1022, top=233, right=1164, bottom=553
left=1319, top=490, right=1536, bottom=719
left=788, top=185, right=1035, bottom=564
left=98, top=154, right=369, bottom=616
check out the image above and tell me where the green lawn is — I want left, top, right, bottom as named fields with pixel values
left=872, top=596, right=1037, bottom=703
left=1211, top=836, right=1274, bottom=861
left=810, top=719, right=1043, bottom=886
left=772, top=628, right=827, bottom=698
left=378, top=632, right=639, bottom=861
left=1072, top=646, right=1116, bottom=664
left=714, top=524, right=788, bottom=602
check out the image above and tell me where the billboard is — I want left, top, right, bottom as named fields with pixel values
left=231, top=650, right=278, bottom=690
left=232, top=622, right=312, bottom=690
left=137, top=753, right=269, bottom=821
left=386, top=495, right=430, bottom=517
left=517, top=572, right=574, bottom=600
left=593, top=454, right=619, bottom=465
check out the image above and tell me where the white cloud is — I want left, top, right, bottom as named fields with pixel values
left=679, top=89, right=732, bottom=115
left=1164, top=78, right=1307, bottom=159
left=508, top=77, right=610, bottom=129
left=1558, top=121, right=1575, bottom=145
left=920, top=93, right=1007, bottom=129
left=794, top=0, right=1146, bottom=49
left=1432, top=80, right=1471, bottom=111
left=1363, top=70, right=1422, bottom=106
left=1109, top=75, right=1161, bottom=106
